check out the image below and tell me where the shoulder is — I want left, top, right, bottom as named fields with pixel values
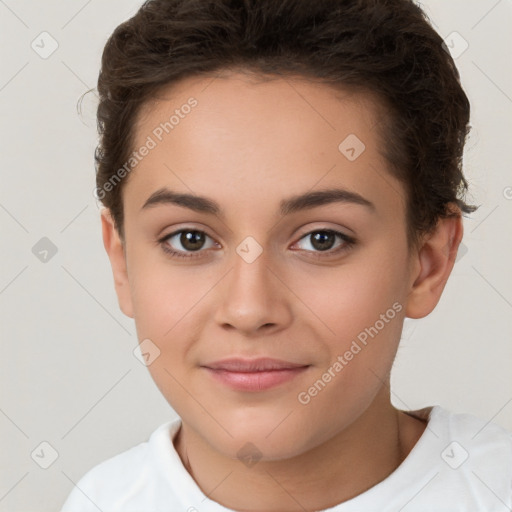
left=60, top=419, right=181, bottom=512
left=424, top=405, right=512, bottom=469
left=429, top=406, right=512, bottom=508
left=378, top=406, right=512, bottom=511
left=410, top=405, right=512, bottom=449
left=433, top=405, right=512, bottom=449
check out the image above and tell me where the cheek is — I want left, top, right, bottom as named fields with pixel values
left=291, top=261, right=405, bottom=434
left=128, top=257, right=216, bottom=379
left=128, top=263, right=203, bottom=409
left=127, top=241, right=204, bottom=325
left=287, top=249, right=407, bottom=402
left=291, top=255, right=406, bottom=345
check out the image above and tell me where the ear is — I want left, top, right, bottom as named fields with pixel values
left=100, top=209, right=134, bottom=318
left=405, top=206, right=464, bottom=319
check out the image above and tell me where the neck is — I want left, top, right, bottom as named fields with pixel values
left=173, top=387, right=427, bottom=511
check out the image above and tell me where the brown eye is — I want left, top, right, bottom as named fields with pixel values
left=294, top=229, right=355, bottom=256
left=179, top=230, right=206, bottom=251
left=309, top=231, right=337, bottom=251
left=159, top=229, right=217, bottom=258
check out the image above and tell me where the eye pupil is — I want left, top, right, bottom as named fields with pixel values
left=181, top=231, right=205, bottom=251
left=311, top=231, right=335, bottom=251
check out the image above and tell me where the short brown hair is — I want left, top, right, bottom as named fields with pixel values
left=92, top=0, right=478, bottom=245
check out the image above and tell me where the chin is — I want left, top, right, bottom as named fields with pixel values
left=221, top=434, right=308, bottom=464
left=205, top=415, right=315, bottom=462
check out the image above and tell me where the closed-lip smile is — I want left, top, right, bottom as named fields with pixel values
left=201, top=357, right=310, bottom=391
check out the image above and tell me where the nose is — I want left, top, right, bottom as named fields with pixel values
left=213, top=248, right=293, bottom=337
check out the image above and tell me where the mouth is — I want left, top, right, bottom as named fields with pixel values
left=201, top=357, right=311, bottom=392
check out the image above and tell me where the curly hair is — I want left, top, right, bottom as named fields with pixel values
left=92, top=0, right=478, bottom=246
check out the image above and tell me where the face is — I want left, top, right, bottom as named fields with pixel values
left=108, top=73, right=422, bottom=460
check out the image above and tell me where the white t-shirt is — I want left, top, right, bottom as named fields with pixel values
left=60, top=405, right=512, bottom=512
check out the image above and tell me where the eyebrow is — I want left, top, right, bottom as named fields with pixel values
left=141, top=187, right=376, bottom=217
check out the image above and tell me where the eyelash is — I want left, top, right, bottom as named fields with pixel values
left=157, top=228, right=356, bottom=260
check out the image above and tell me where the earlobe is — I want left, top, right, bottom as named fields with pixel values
left=100, top=209, right=134, bottom=318
left=405, top=208, right=464, bottom=319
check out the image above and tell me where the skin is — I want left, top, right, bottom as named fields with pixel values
left=101, top=72, right=463, bottom=511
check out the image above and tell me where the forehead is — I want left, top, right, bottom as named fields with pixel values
left=126, top=72, right=405, bottom=220
left=134, top=72, right=383, bottom=153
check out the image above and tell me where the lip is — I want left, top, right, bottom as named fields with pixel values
left=203, top=357, right=309, bottom=372
left=201, top=358, right=310, bottom=392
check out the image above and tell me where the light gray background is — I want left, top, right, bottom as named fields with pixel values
left=1, top=1, right=511, bottom=511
